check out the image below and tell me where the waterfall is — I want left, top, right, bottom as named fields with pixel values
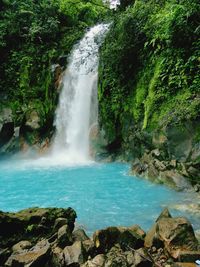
left=52, top=24, right=109, bottom=164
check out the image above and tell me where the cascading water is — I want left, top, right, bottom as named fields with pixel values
left=52, top=24, right=109, bottom=164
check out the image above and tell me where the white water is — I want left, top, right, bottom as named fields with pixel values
left=51, top=24, right=109, bottom=165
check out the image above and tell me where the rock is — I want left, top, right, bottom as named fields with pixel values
left=93, top=225, right=145, bottom=253
left=156, top=208, right=172, bottom=222
left=145, top=209, right=198, bottom=256
left=131, top=160, right=147, bottom=175
left=93, top=227, right=120, bottom=252
left=81, top=254, right=105, bottom=267
left=82, top=239, right=95, bottom=257
left=173, top=263, right=197, bottom=267
left=5, top=239, right=51, bottom=267
left=25, top=110, right=40, bottom=130
left=64, top=241, right=86, bottom=265
left=57, top=225, right=73, bottom=248
left=133, top=248, right=153, bottom=267
left=177, top=250, right=200, bottom=262
left=12, top=241, right=32, bottom=252
left=104, top=246, right=128, bottom=267
left=170, top=159, right=177, bottom=168
left=54, top=218, right=68, bottom=231
left=0, top=248, right=11, bottom=266
left=154, top=159, right=166, bottom=171
left=159, top=170, right=191, bottom=190
left=194, top=184, right=200, bottom=192
left=73, top=229, right=89, bottom=242
left=51, top=245, right=64, bottom=267
left=118, top=225, right=145, bottom=250
left=0, top=207, right=76, bottom=248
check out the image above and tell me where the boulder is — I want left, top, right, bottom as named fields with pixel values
left=0, top=207, right=76, bottom=248
left=5, top=239, right=51, bottom=267
left=145, top=211, right=198, bottom=259
left=159, top=170, right=191, bottom=190
left=81, top=254, right=105, bottom=267
left=133, top=248, right=153, bottom=267
left=51, top=245, right=64, bottom=267
left=64, top=241, right=86, bottom=265
left=12, top=241, right=32, bottom=253
left=177, top=250, right=200, bottom=262
left=73, top=229, right=89, bottom=242
left=103, top=245, right=128, bottom=267
left=93, top=225, right=145, bottom=253
left=57, top=225, right=73, bottom=248
left=82, top=239, right=96, bottom=257
left=54, top=218, right=68, bottom=231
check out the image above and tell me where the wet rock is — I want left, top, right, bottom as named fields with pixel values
left=5, top=239, right=51, bottom=267
left=57, top=225, right=73, bottom=248
left=64, top=241, right=86, bottom=265
left=73, top=229, right=89, bottom=242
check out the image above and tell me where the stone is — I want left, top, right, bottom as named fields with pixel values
left=54, top=217, right=68, bottom=231
left=159, top=170, right=192, bottom=190
left=81, top=254, right=105, bottom=267
left=25, top=110, right=40, bottom=130
left=133, top=248, right=153, bottom=267
left=177, top=250, right=200, bottom=262
left=57, top=225, right=73, bottom=248
left=51, top=245, right=64, bottom=267
left=64, top=241, right=86, bottom=265
left=104, top=246, right=128, bottom=267
left=154, top=159, right=166, bottom=171
left=12, top=241, right=32, bottom=252
left=5, top=239, right=50, bottom=267
left=93, top=225, right=145, bottom=253
left=145, top=209, right=198, bottom=257
left=156, top=208, right=172, bottom=222
left=82, top=239, right=95, bottom=257
left=73, top=229, right=89, bottom=242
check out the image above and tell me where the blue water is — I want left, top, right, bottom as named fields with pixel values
left=0, top=159, right=198, bottom=234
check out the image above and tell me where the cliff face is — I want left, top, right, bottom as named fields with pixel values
left=0, top=0, right=108, bottom=156
left=98, top=0, right=200, bottom=187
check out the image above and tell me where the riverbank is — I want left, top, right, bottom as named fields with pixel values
left=0, top=207, right=200, bottom=267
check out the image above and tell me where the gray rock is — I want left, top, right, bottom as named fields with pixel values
left=54, top=217, right=68, bottom=231
left=64, top=241, right=86, bottom=265
left=57, top=225, right=73, bottom=248
left=133, top=248, right=153, bottom=267
left=73, top=229, right=89, bottom=242
left=12, top=241, right=32, bottom=253
left=81, top=254, right=105, bottom=267
left=5, top=239, right=50, bottom=267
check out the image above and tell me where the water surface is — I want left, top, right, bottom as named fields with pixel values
left=0, top=159, right=198, bottom=234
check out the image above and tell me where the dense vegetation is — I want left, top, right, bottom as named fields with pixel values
left=98, top=0, right=200, bottom=159
left=0, top=0, right=108, bottom=129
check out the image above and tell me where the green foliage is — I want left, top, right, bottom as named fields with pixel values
left=98, top=0, right=200, bottom=151
left=0, top=0, right=108, bottom=129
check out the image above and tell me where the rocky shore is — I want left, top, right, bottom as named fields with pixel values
left=0, top=207, right=200, bottom=267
